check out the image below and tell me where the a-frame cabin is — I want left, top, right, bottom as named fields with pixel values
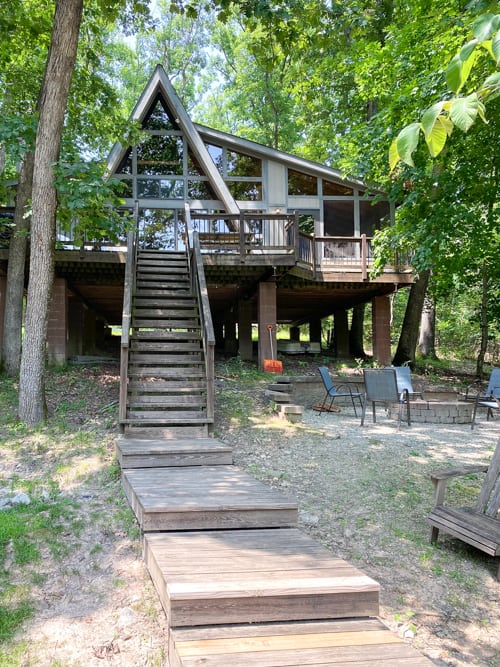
left=0, top=65, right=412, bottom=372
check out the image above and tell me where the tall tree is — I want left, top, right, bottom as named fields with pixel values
left=18, top=0, right=84, bottom=424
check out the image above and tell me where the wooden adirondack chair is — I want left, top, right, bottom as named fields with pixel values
left=427, top=439, right=500, bottom=578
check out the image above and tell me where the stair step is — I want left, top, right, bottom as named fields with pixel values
left=136, top=279, right=190, bottom=288
left=133, top=309, right=198, bottom=318
left=170, top=618, right=435, bottom=667
left=128, top=368, right=205, bottom=379
left=134, top=331, right=201, bottom=341
left=123, top=466, right=297, bottom=532
left=129, top=354, right=202, bottom=364
left=129, top=381, right=206, bottom=392
left=123, top=425, right=210, bottom=439
left=125, top=410, right=208, bottom=420
left=117, top=437, right=232, bottom=469
left=135, top=289, right=192, bottom=297
left=144, top=528, right=379, bottom=628
left=130, top=342, right=202, bottom=353
left=134, top=298, right=196, bottom=308
left=127, top=396, right=205, bottom=408
left=137, top=266, right=188, bottom=275
left=133, top=319, right=200, bottom=329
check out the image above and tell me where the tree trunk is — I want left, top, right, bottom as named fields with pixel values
left=2, top=152, right=34, bottom=377
left=392, top=269, right=430, bottom=367
left=18, top=0, right=83, bottom=425
left=476, top=261, right=489, bottom=378
left=349, top=303, right=366, bottom=358
left=417, top=293, right=437, bottom=360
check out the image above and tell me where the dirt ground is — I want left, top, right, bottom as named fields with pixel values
left=1, top=359, right=499, bottom=666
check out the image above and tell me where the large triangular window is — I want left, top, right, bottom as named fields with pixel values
left=142, top=95, right=179, bottom=131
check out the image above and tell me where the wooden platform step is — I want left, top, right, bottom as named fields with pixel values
left=122, top=466, right=298, bottom=531
left=144, top=528, right=379, bottom=627
left=117, top=437, right=232, bottom=468
left=170, top=618, right=435, bottom=666
left=123, top=424, right=210, bottom=439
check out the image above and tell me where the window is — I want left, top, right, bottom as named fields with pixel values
left=226, top=150, right=261, bottom=177
left=323, top=180, right=353, bottom=196
left=226, top=181, right=262, bottom=201
left=143, top=97, right=178, bottom=131
left=137, top=178, right=184, bottom=199
left=137, top=136, right=183, bottom=175
left=188, top=180, right=218, bottom=199
left=288, top=169, right=317, bottom=196
left=360, top=200, right=390, bottom=236
left=324, top=200, right=354, bottom=236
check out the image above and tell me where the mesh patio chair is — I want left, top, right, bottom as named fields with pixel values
left=360, top=368, right=411, bottom=429
left=384, top=365, right=423, bottom=399
left=470, top=368, right=500, bottom=430
left=317, top=367, right=363, bottom=416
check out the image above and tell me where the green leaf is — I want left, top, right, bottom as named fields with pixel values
left=482, top=71, right=500, bottom=97
left=472, top=13, right=500, bottom=43
left=424, top=117, right=449, bottom=157
left=492, top=30, right=500, bottom=65
left=389, top=138, right=400, bottom=171
left=445, top=54, right=463, bottom=93
left=396, top=122, right=421, bottom=167
left=421, top=102, right=444, bottom=140
left=449, top=94, right=479, bottom=132
left=459, top=39, right=478, bottom=62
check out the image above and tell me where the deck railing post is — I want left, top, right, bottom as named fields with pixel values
left=361, top=234, right=368, bottom=280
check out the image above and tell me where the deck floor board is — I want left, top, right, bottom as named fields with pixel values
left=144, top=529, right=379, bottom=627
left=122, top=466, right=298, bottom=531
left=170, top=618, right=434, bottom=666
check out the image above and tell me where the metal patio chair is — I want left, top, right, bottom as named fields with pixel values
left=317, top=366, right=363, bottom=417
left=384, top=365, right=423, bottom=399
left=360, top=368, right=411, bottom=429
left=470, top=368, right=500, bottom=429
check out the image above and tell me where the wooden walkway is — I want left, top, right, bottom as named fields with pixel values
left=119, top=434, right=435, bottom=666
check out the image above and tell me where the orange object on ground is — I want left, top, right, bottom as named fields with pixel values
left=264, top=324, right=283, bottom=374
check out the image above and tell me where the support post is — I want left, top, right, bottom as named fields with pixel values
left=372, top=295, right=392, bottom=365
left=334, top=309, right=349, bottom=358
left=258, top=280, right=277, bottom=369
left=238, top=299, right=253, bottom=361
left=47, top=278, right=68, bottom=365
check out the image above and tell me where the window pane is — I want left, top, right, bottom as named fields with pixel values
left=288, top=169, right=317, bottom=195
left=143, top=97, right=178, bottom=131
left=324, top=200, right=354, bottom=236
left=160, top=180, right=184, bottom=199
left=137, top=178, right=159, bottom=198
left=227, top=150, right=262, bottom=177
left=116, top=149, right=132, bottom=175
left=323, top=180, right=353, bottom=196
left=114, top=178, right=133, bottom=198
left=226, top=181, right=262, bottom=201
left=188, top=180, right=218, bottom=199
left=207, top=144, right=224, bottom=173
left=360, top=200, right=390, bottom=235
left=137, top=136, right=183, bottom=175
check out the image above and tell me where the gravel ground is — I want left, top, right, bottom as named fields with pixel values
left=215, top=374, right=500, bottom=667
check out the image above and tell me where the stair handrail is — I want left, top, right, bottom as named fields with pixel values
left=185, top=204, right=216, bottom=425
left=119, top=203, right=139, bottom=426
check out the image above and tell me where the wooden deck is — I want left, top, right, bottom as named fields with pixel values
left=144, top=528, right=380, bottom=627
left=122, top=466, right=298, bottom=531
left=117, top=437, right=232, bottom=468
left=118, top=409, right=433, bottom=665
left=170, top=618, right=434, bottom=666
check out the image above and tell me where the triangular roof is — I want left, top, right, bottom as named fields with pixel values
left=107, top=65, right=370, bottom=206
left=107, top=65, right=240, bottom=213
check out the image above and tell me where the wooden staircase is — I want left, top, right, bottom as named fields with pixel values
left=117, top=230, right=434, bottom=665
left=121, top=250, right=212, bottom=439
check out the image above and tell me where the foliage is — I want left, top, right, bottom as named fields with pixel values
left=390, top=12, right=500, bottom=170
left=54, top=161, right=133, bottom=246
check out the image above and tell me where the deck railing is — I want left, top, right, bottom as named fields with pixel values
left=119, top=205, right=139, bottom=427
left=188, top=211, right=298, bottom=257
left=185, top=206, right=216, bottom=426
